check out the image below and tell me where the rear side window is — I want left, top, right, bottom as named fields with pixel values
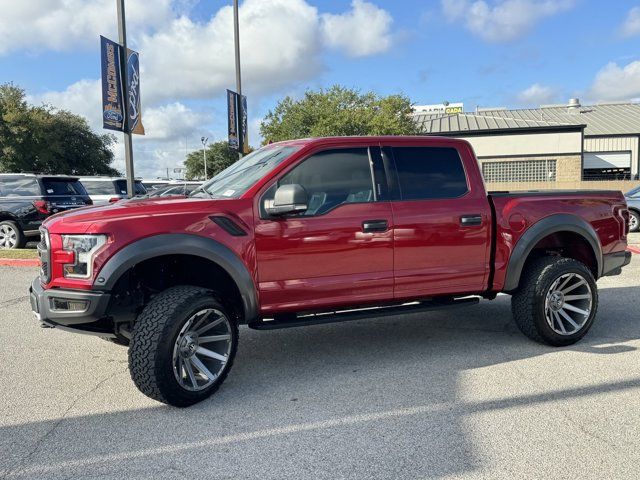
left=82, top=180, right=117, bottom=195
left=42, top=179, right=87, bottom=196
left=0, top=177, right=41, bottom=197
left=392, top=147, right=468, bottom=200
left=277, top=148, right=373, bottom=216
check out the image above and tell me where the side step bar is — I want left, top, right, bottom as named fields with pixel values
left=248, top=296, right=480, bottom=330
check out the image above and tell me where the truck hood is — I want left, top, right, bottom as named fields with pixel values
left=44, top=196, right=239, bottom=232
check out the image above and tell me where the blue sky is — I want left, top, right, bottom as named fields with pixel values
left=1, top=0, right=639, bottom=177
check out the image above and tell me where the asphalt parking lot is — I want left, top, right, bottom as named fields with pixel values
left=1, top=253, right=639, bottom=479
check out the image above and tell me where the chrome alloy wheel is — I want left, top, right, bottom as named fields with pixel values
left=172, top=308, right=232, bottom=391
left=630, top=213, right=639, bottom=232
left=0, top=224, right=18, bottom=249
left=544, top=272, right=593, bottom=336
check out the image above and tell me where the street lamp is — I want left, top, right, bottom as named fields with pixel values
left=201, top=136, right=208, bottom=180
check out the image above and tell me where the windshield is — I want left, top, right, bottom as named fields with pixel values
left=42, top=179, right=87, bottom=196
left=626, top=186, right=640, bottom=198
left=191, top=145, right=300, bottom=199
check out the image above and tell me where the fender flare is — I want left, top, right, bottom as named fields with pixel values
left=503, top=214, right=602, bottom=292
left=93, top=233, right=259, bottom=323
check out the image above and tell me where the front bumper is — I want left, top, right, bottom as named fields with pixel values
left=30, top=278, right=113, bottom=336
left=601, top=250, right=632, bottom=277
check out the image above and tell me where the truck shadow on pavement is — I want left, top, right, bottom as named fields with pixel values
left=2, top=285, right=640, bottom=479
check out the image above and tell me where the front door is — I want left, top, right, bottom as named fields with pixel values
left=254, top=147, right=394, bottom=316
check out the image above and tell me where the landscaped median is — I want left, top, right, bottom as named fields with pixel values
left=0, top=249, right=40, bottom=267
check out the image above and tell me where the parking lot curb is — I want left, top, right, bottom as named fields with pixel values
left=0, top=258, right=40, bottom=267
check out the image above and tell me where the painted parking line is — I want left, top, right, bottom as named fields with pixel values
left=0, top=258, right=40, bottom=267
left=628, top=246, right=640, bottom=255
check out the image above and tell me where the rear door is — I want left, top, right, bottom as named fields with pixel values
left=254, top=146, right=394, bottom=315
left=385, top=143, right=492, bottom=299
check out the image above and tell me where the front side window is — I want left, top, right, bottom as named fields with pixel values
left=271, top=148, right=374, bottom=216
left=392, top=147, right=468, bottom=200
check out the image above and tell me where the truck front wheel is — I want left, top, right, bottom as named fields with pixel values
left=511, top=256, right=598, bottom=346
left=128, top=286, right=238, bottom=407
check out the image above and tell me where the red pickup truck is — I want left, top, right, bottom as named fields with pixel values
left=30, top=136, right=632, bottom=407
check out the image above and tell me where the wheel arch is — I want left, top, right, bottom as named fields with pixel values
left=503, top=214, right=602, bottom=293
left=94, top=234, right=258, bottom=323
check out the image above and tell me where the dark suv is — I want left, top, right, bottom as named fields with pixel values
left=0, top=174, right=92, bottom=249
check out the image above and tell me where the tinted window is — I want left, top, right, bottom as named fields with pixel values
left=42, top=179, right=87, bottom=196
left=392, top=147, right=468, bottom=200
left=277, top=148, right=373, bottom=216
left=82, top=180, right=117, bottom=195
left=0, top=177, right=40, bottom=197
left=114, top=180, right=147, bottom=195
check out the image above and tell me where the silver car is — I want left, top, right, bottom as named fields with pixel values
left=79, top=177, right=147, bottom=205
left=626, top=186, right=640, bottom=232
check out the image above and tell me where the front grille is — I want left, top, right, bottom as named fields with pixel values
left=38, top=227, right=51, bottom=283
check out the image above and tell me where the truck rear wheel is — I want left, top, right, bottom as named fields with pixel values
left=511, top=256, right=598, bottom=346
left=128, top=286, right=238, bottom=407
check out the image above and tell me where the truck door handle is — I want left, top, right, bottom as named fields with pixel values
left=362, top=220, right=388, bottom=233
left=460, top=214, right=483, bottom=227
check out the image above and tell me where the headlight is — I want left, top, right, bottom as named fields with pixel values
left=61, top=235, right=107, bottom=279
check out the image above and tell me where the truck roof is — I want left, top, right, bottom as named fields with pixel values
left=270, top=135, right=468, bottom=149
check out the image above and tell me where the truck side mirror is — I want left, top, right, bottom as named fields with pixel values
left=266, top=184, right=308, bottom=217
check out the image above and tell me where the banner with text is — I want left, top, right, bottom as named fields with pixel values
left=100, top=36, right=125, bottom=132
left=227, top=89, right=239, bottom=150
left=100, top=36, right=144, bottom=135
left=239, top=95, right=249, bottom=154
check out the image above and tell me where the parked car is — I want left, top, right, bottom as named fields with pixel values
left=79, top=177, right=147, bottom=205
left=30, top=137, right=632, bottom=406
left=0, top=174, right=92, bottom=249
left=625, top=186, right=640, bottom=232
left=149, top=182, right=202, bottom=198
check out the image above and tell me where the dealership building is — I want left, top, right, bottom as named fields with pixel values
left=414, top=100, right=640, bottom=190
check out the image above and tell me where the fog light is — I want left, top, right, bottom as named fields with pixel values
left=50, top=298, right=89, bottom=312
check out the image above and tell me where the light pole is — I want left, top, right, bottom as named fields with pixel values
left=233, top=0, right=243, bottom=159
left=116, top=0, right=135, bottom=198
left=201, top=136, right=208, bottom=180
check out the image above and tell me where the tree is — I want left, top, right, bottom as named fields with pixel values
left=0, top=83, right=119, bottom=175
left=259, top=85, right=419, bottom=143
left=184, top=141, right=239, bottom=180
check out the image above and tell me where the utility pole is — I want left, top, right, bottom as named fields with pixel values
left=233, top=0, right=243, bottom=159
left=116, top=0, right=135, bottom=198
left=201, top=137, right=208, bottom=180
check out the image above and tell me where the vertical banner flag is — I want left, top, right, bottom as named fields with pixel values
left=239, top=95, right=249, bottom=154
left=100, top=36, right=144, bottom=135
left=227, top=89, right=239, bottom=150
left=101, top=36, right=124, bottom=132
left=126, top=48, right=145, bottom=135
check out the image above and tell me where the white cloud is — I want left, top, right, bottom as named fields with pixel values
left=620, top=7, right=640, bottom=38
left=0, top=0, right=173, bottom=54
left=588, top=60, right=640, bottom=102
left=139, top=0, right=323, bottom=104
left=442, top=0, right=574, bottom=42
left=321, top=0, right=394, bottom=57
left=517, top=83, right=558, bottom=105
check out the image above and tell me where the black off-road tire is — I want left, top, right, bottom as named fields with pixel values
left=0, top=220, right=26, bottom=249
left=128, top=286, right=239, bottom=407
left=629, top=210, right=640, bottom=233
left=511, top=256, right=598, bottom=346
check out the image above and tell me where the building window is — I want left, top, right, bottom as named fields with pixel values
left=482, top=160, right=557, bottom=183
